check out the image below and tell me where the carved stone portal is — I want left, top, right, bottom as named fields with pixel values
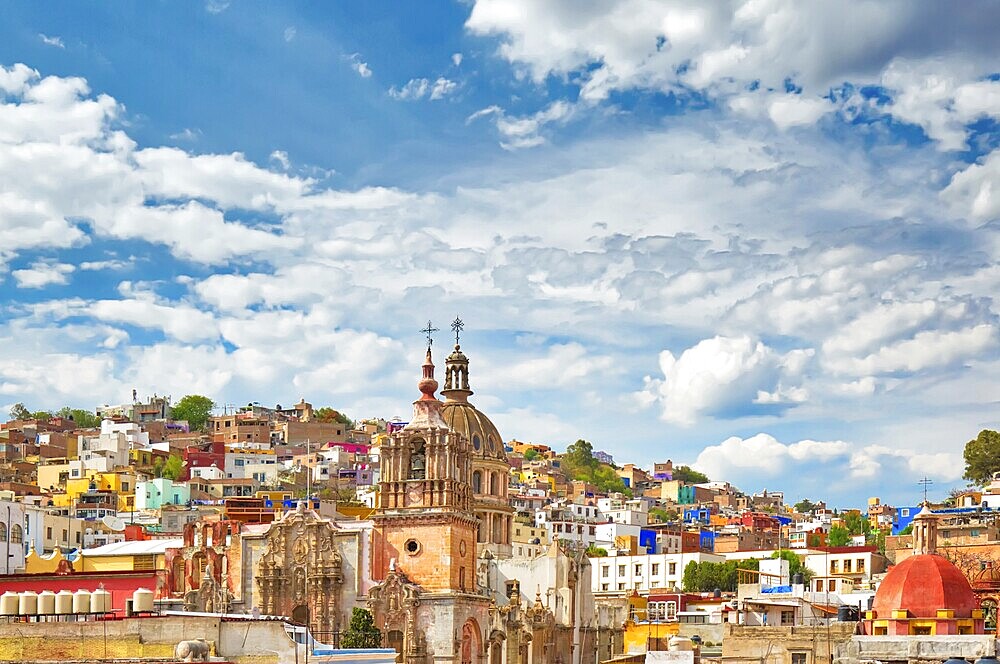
left=255, top=502, right=344, bottom=637
left=369, top=567, right=426, bottom=663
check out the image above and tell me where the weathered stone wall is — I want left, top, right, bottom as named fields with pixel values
left=722, top=623, right=855, bottom=663
left=838, top=634, right=998, bottom=663
left=0, top=616, right=297, bottom=664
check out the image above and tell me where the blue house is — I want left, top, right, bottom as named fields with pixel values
left=892, top=505, right=921, bottom=535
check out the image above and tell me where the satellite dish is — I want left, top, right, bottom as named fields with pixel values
left=102, top=515, right=126, bottom=532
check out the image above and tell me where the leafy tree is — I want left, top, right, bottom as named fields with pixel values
left=152, top=457, right=165, bottom=478
left=559, top=439, right=630, bottom=495
left=8, top=403, right=30, bottom=421
left=56, top=407, right=101, bottom=428
left=341, top=608, right=382, bottom=648
left=671, top=466, right=709, bottom=484
left=964, top=430, right=1000, bottom=485
left=649, top=507, right=677, bottom=523
left=899, top=524, right=913, bottom=536
left=843, top=512, right=871, bottom=536
left=827, top=525, right=851, bottom=547
left=794, top=499, right=816, bottom=514
left=523, top=449, right=539, bottom=461
left=31, top=410, right=53, bottom=421
left=172, top=395, right=215, bottom=431
left=585, top=545, right=608, bottom=557
left=161, top=454, right=184, bottom=481
left=683, top=559, right=757, bottom=592
left=771, top=550, right=812, bottom=584
left=872, top=529, right=887, bottom=556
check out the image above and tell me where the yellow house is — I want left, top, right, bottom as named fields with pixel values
left=622, top=592, right=680, bottom=652
left=77, top=539, right=182, bottom=572
left=36, top=462, right=72, bottom=493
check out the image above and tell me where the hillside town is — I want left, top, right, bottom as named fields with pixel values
left=0, top=333, right=996, bottom=664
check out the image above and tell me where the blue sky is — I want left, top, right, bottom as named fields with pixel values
left=1, top=1, right=999, bottom=508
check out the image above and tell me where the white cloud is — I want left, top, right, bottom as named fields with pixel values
left=830, top=324, right=997, bottom=376
left=38, top=34, right=64, bottom=49
left=452, top=53, right=463, bottom=66
left=468, top=101, right=573, bottom=149
left=284, top=26, right=296, bottom=42
left=641, top=336, right=812, bottom=426
left=347, top=53, right=372, bottom=78
left=205, top=0, right=229, bottom=14
left=389, top=77, right=458, bottom=101
left=11, top=261, right=75, bottom=288
left=169, top=127, right=201, bottom=142
left=269, top=150, right=290, bottom=170
left=942, top=149, right=1000, bottom=221
left=693, top=433, right=851, bottom=479
left=767, top=95, right=831, bottom=129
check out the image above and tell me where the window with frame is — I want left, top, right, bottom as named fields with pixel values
left=602, top=566, right=609, bottom=578
left=780, top=610, right=795, bottom=625
left=618, top=583, right=625, bottom=591
left=665, top=601, right=677, bottom=620
left=830, top=560, right=839, bottom=574
left=619, top=565, right=626, bottom=576
left=651, top=563, right=660, bottom=575
left=635, top=564, right=642, bottom=576
left=843, top=560, right=852, bottom=573
left=816, top=579, right=824, bottom=591
left=669, top=562, right=677, bottom=575
left=857, top=559, right=865, bottom=573
left=791, top=652, right=808, bottom=664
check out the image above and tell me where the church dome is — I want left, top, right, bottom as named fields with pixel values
left=873, top=554, right=978, bottom=618
left=442, top=400, right=507, bottom=463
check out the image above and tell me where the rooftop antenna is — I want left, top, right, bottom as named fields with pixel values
left=919, top=477, right=933, bottom=505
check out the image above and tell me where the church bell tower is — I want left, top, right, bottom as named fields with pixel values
left=372, top=344, right=478, bottom=593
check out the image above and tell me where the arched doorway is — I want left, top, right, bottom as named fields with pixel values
left=292, top=604, right=310, bottom=626
left=460, top=619, right=481, bottom=664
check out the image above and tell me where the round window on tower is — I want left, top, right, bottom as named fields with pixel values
left=404, top=539, right=421, bottom=555
left=472, top=434, right=481, bottom=451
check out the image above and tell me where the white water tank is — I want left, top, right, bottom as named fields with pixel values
left=18, top=591, right=38, bottom=616
left=38, top=590, right=56, bottom=615
left=0, top=591, right=18, bottom=616
left=132, top=587, right=154, bottom=613
left=72, top=589, right=91, bottom=614
left=668, top=636, right=694, bottom=651
left=91, top=588, right=111, bottom=613
left=55, top=590, right=74, bottom=614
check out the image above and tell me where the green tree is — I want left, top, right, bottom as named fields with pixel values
left=843, top=512, right=871, bottom=536
left=172, top=395, right=215, bottom=431
left=771, top=550, right=813, bottom=584
left=683, top=559, right=757, bottom=592
left=585, top=545, right=608, bottom=557
left=161, top=454, right=184, bottom=481
left=152, top=456, right=165, bottom=478
left=523, top=449, right=539, bottom=461
left=900, top=523, right=913, bottom=536
left=31, top=410, right=53, bottom=421
left=964, top=430, right=1000, bottom=485
left=649, top=507, right=676, bottom=523
left=8, top=403, right=30, bottom=421
left=794, top=499, right=816, bottom=514
left=341, top=608, right=382, bottom=648
left=56, top=407, right=101, bottom=428
left=671, top=466, right=709, bottom=483
left=827, top=525, right=851, bottom=546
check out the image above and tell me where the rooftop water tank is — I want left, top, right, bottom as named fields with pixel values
left=54, top=590, right=74, bottom=615
left=91, top=588, right=111, bottom=613
left=0, top=591, right=18, bottom=616
left=668, top=636, right=694, bottom=651
left=38, top=590, right=56, bottom=615
left=72, top=589, right=91, bottom=614
left=132, top=588, right=154, bottom=613
left=18, top=591, right=38, bottom=616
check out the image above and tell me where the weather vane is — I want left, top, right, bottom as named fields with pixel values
left=420, top=320, right=439, bottom=347
left=451, top=316, right=464, bottom=345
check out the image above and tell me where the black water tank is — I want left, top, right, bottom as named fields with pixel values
left=837, top=605, right=856, bottom=622
left=792, top=573, right=804, bottom=585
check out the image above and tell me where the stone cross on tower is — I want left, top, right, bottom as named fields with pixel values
left=420, top=320, right=439, bottom=347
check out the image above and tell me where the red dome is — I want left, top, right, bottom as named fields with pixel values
left=873, top=554, right=978, bottom=618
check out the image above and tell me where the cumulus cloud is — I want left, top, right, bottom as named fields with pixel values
left=693, top=433, right=851, bottom=479
left=467, top=101, right=573, bottom=149
left=12, top=261, right=75, bottom=288
left=641, top=336, right=812, bottom=425
left=942, top=149, right=1000, bottom=221
left=283, top=26, right=296, bottom=42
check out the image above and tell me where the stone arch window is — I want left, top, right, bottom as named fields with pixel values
left=0, top=522, right=6, bottom=542
left=409, top=438, right=426, bottom=480
left=473, top=470, right=482, bottom=493
left=472, top=435, right=481, bottom=451
left=10, top=524, right=23, bottom=544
